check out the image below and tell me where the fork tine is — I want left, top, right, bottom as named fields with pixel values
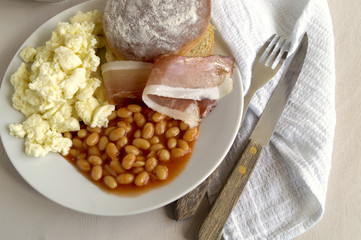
left=269, top=39, right=287, bottom=69
left=265, top=37, right=284, bottom=67
left=268, top=39, right=285, bottom=67
left=271, top=41, right=290, bottom=69
left=259, top=34, right=279, bottom=63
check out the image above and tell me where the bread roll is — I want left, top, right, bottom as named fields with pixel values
left=103, top=0, right=211, bottom=62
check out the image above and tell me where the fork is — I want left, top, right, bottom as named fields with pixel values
left=173, top=34, right=290, bottom=221
left=241, top=34, right=290, bottom=121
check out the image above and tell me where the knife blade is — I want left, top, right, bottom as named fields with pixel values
left=198, top=33, right=309, bottom=240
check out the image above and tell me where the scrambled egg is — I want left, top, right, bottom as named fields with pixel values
left=9, top=10, right=114, bottom=157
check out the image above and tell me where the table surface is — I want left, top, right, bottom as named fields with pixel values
left=1, top=0, right=360, bottom=239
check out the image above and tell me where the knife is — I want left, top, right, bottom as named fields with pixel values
left=198, top=33, right=308, bottom=240
left=174, top=34, right=289, bottom=221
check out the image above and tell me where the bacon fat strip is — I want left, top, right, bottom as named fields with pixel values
left=142, top=55, right=234, bottom=128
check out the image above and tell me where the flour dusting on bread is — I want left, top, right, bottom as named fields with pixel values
left=103, top=0, right=211, bottom=62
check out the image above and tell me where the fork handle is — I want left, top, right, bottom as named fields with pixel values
left=198, top=139, right=264, bottom=240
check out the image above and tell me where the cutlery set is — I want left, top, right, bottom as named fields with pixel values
left=175, top=33, right=309, bottom=240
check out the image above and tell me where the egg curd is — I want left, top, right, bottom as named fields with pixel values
left=9, top=10, right=115, bottom=157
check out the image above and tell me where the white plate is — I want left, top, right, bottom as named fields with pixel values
left=0, top=0, right=243, bottom=216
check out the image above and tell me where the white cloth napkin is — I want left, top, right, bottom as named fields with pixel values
left=208, top=0, right=336, bottom=239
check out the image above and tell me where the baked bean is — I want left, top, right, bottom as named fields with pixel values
left=183, top=127, right=199, bottom=142
left=117, top=121, right=131, bottom=132
left=155, top=121, right=167, bottom=135
left=167, top=122, right=173, bottom=128
left=88, top=155, right=102, bottom=165
left=109, top=127, right=126, bottom=142
left=132, top=167, right=145, bottom=174
left=69, top=149, right=79, bottom=157
left=149, top=136, right=159, bottom=145
left=134, top=129, right=141, bottom=138
left=72, top=138, right=83, bottom=149
left=134, top=161, right=145, bottom=167
left=86, top=132, right=100, bottom=146
left=77, top=159, right=91, bottom=172
left=134, top=171, right=150, bottom=187
left=179, top=121, right=189, bottom=131
left=64, top=132, right=72, bottom=139
left=91, top=165, right=102, bottom=181
left=145, top=157, right=158, bottom=172
left=155, top=165, right=168, bottom=180
left=165, top=127, right=180, bottom=138
left=116, top=136, right=128, bottom=149
left=77, top=153, right=87, bottom=160
left=110, top=160, right=125, bottom=173
left=171, top=148, right=186, bottom=158
left=152, top=112, right=166, bottom=122
left=177, top=139, right=189, bottom=151
left=122, top=153, right=136, bottom=169
left=116, top=173, right=134, bottom=184
left=77, top=129, right=87, bottom=138
left=150, top=143, right=164, bottom=152
left=142, top=122, right=154, bottom=139
left=107, top=110, right=117, bottom=121
left=104, top=164, right=118, bottom=177
left=104, top=175, right=118, bottom=189
left=132, top=138, right=150, bottom=150
left=88, top=146, right=101, bottom=156
left=98, top=136, right=109, bottom=151
left=87, top=126, right=101, bottom=133
left=157, top=149, right=170, bottom=162
left=146, top=151, right=156, bottom=158
left=124, top=116, right=134, bottom=123
left=117, top=107, right=132, bottom=118
left=105, top=126, right=117, bottom=136
left=167, top=138, right=177, bottom=149
left=82, top=141, right=88, bottom=150
left=127, top=104, right=142, bottom=113
left=106, top=142, right=119, bottom=160
left=124, top=145, right=140, bottom=155
left=134, top=112, right=146, bottom=127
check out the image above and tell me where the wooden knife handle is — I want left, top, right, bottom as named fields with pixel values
left=174, top=170, right=217, bottom=220
left=198, top=139, right=264, bottom=240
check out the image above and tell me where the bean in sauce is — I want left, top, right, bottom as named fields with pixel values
left=63, top=102, right=199, bottom=195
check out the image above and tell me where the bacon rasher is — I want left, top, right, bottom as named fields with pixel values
left=101, top=61, right=153, bottom=104
left=143, top=55, right=234, bottom=127
left=101, top=55, right=234, bottom=127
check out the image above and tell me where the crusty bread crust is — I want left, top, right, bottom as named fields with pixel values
left=186, top=24, right=215, bottom=57
left=103, top=0, right=211, bottom=62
